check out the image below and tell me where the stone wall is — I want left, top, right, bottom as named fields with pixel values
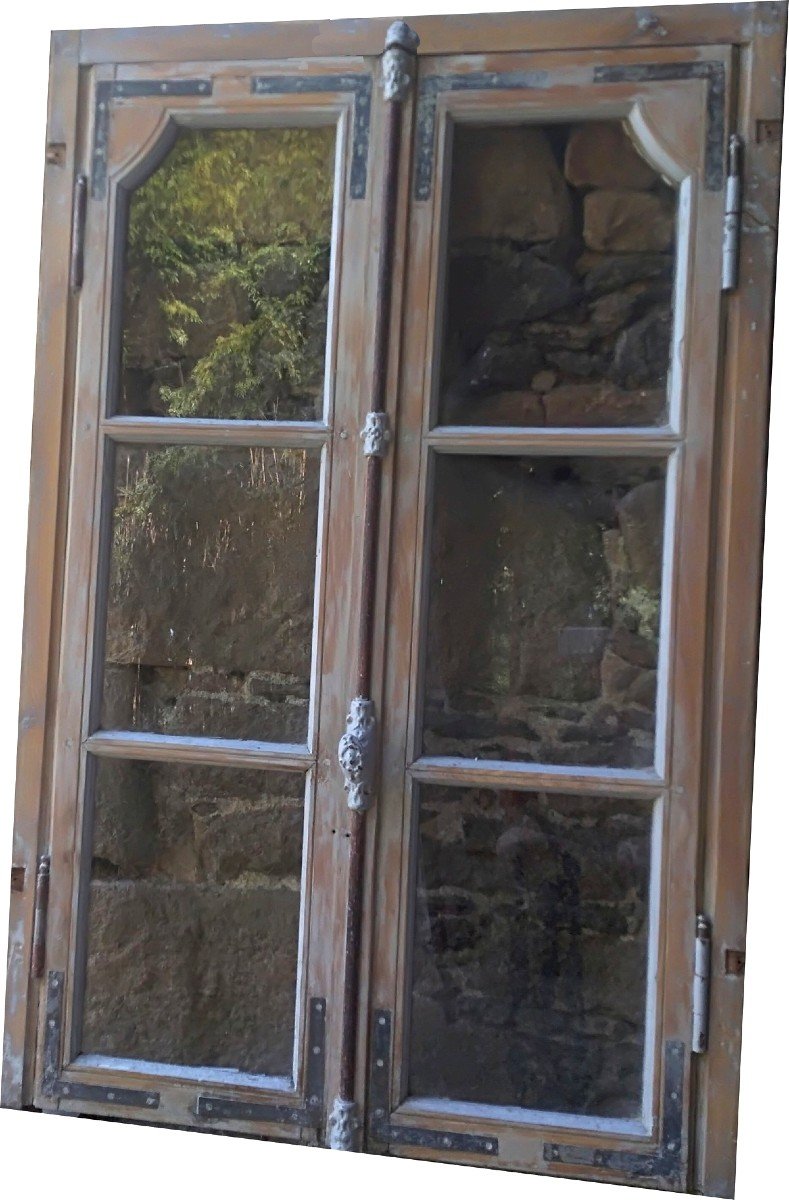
left=409, top=120, right=668, bottom=1115
left=82, top=119, right=665, bottom=1105
left=409, top=787, right=651, bottom=1118
left=83, top=760, right=303, bottom=1076
left=441, top=121, right=676, bottom=427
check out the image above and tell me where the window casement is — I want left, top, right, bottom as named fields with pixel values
left=3, top=6, right=785, bottom=1196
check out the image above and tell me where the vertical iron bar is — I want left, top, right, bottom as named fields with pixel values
left=30, top=854, right=50, bottom=978
left=329, top=20, right=419, bottom=1152
left=69, top=173, right=88, bottom=293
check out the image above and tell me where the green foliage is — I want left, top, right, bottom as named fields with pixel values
left=122, top=127, right=335, bottom=418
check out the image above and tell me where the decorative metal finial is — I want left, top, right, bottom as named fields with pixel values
left=338, top=697, right=377, bottom=812
left=382, top=20, right=420, bottom=102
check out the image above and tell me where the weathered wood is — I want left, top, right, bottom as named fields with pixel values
left=75, top=5, right=785, bottom=65
left=86, top=731, right=314, bottom=771
left=101, top=416, right=330, bottom=448
left=693, top=6, right=787, bottom=1195
left=2, top=30, right=80, bottom=1110
left=2, top=10, right=784, bottom=1196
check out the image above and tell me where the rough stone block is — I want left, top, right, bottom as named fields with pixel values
left=543, top=383, right=664, bottom=426
left=83, top=879, right=301, bottom=1076
left=617, top=479, right=665, bottom=591
left=565, top=122, right=660, bottom=190
left=450, top=127, right=573, bottom=243
left=583, top=189, right=674, bottom=253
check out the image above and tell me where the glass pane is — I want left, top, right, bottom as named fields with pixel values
left=437, top=121, right=676, bottom=427
left=422, top=456, right=665, bottom=767
left=408, top=786, right=652, bottom=1118
left=117, top=128, right=336, bottom=420
left=82, top=760, right=305, bottom=1076
left=101, top=445, right=321, bottom=742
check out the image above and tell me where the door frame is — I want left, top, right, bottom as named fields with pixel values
left=4, top=7, right=785, bottom=1198
left=370, top=41, right=729, bottom=1189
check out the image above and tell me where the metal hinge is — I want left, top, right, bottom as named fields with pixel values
left=30, top=853, right=50, bottom=978
left=722, top=135, right=743, bottom=292
left=692, top=913, right=712, bottom=1053
left=69, top=173, right=88, bottom=293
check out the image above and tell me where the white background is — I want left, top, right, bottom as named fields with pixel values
left=0, top=3, right=785, bottom=1197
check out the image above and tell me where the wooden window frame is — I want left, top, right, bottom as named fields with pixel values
left=3, top=6, right=785, bottom=1197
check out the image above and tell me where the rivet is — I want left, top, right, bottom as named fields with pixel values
left=107, top=1091, right=115, bottom=1100
left=485, top=1141, right=494, bottom=1151
left=376, top=1058, right=384, bottom=1068
left=146, top=1097, right=156, bottom=1106
left=205, top=1102, right=213, bottom=1111
left=378, top=1016, right=386, bottom=1026
left=312, top=1045, right=320, bottom=1055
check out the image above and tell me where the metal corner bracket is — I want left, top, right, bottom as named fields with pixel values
left=42, top=971, right=160, bottom=1110
left=197, top=997, right=326, bottom=1131
left=368, top=1010, right=499, bottom=1157
left=544, top=1041, right=686, bottom=1188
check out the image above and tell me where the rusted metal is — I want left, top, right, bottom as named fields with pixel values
left=69, top=173, right=88, bottom=294
left=91, top=78, right=213, bottom=198
left=368, top=1010, right=499, bottom=1156
left=545, top=1041, right=685, bottom=1186
left=30, top=854, right=50, bottom=978
left=251, top=75, right=373, bottom=200
left=198, top=997, right=326, bottom=1128
left=331, top=20, right=418, bottom=1152
left=593, top=61, right=726, bottom=189
left=42, top=972, right=160, bottom=1109
left=45, top=143, right=66, bottom=167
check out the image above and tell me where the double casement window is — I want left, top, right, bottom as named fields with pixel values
left=3, top=6, right=785, bottom=1195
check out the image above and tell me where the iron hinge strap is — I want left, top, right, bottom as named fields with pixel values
left=722, top=134, right=743, bottom=291
left=545, top=1041, right=686, bottom=1187
left=367, top=1010, right=499, bottom=1157
left=198, top=997, right=326, bottom=1130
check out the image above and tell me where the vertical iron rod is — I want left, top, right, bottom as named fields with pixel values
left=330, top=21, right=419, bottom=1151
left=342, top=56, right=402, bottom=1109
